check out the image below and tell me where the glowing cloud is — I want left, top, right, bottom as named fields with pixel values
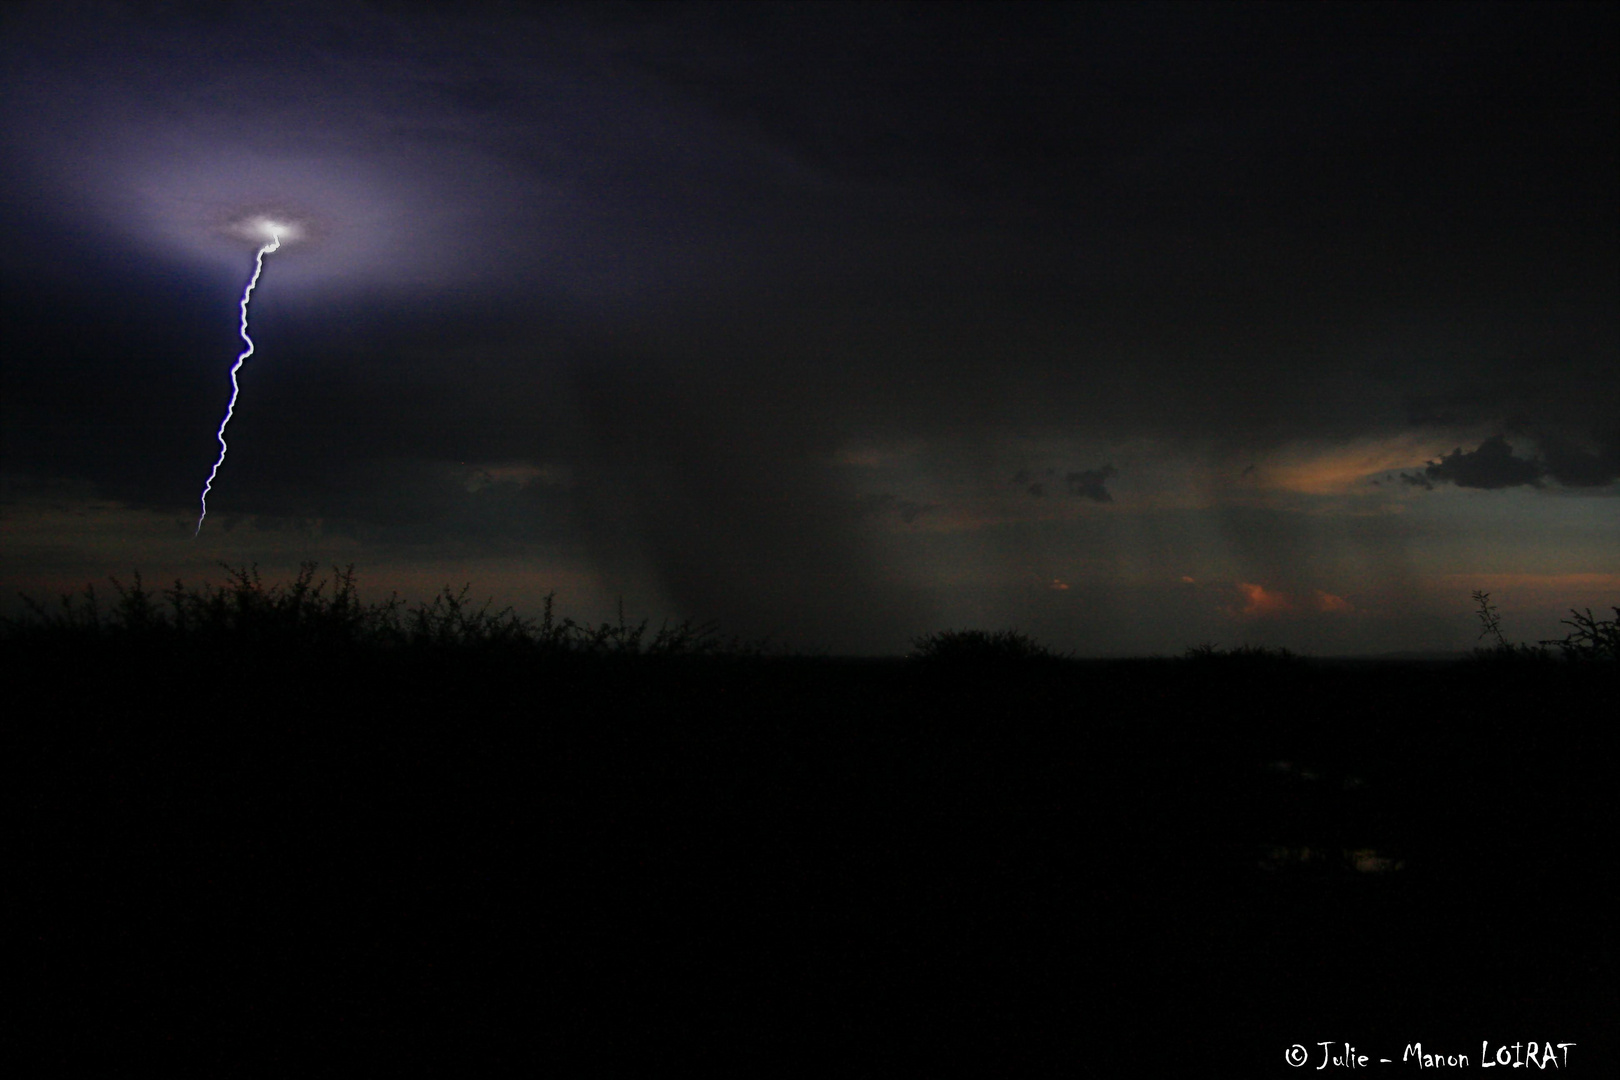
left=1236, top=582, right=1294, bottom=617
left=1315, top=591, right=1354, bottom=613
left=1256, top=435, right=1439, bottom=495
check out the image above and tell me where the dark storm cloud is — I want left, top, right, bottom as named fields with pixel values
left=1012, top=468, right=1043, bottom=498
left=1421, top=437, right=1545, bottom=490
left=621, top=0, right=1619, bottom=466
left=1065, top=466, right=1118, bottom=504
left=5, top=2, right=1614, bottom=462
left=1398, top=472, right=1434, bottom=492
left=1410, top=431, right=1620, bottom=492
left=1538, top=430, right=1620, bottom=488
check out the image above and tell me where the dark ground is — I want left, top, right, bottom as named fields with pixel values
left=14, top=639, right=1617, bottom=1072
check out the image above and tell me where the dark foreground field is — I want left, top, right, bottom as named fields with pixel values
left=14, top=627, right=1617, bottom=1072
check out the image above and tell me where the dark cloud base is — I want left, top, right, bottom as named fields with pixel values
left=1402, top=432, right=1620, bottom=491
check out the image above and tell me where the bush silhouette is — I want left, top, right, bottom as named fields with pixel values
left=5, top=562, right=743, bottom=659
left=1540, top=606, right=1620, bottom=663
left=1181, top=642, right=1304, bottom=667
left=1468, top=591, right=1618, bottom=664
left=909, top=628, right=1061, bottom=664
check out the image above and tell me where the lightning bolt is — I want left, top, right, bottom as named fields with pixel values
left=196, top=230, right=281, bottom=536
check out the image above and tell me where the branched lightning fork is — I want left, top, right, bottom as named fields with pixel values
left=196, top=229, right=281, bottom=536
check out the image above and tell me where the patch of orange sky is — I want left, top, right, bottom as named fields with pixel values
left=838, top=433, right=1470, bottom=535
left=1315, top=590, right=1354, bottom=613
left=1435, top=573, right=1620, bottom=612
left=1236, top=582, right=1293, bottom=616
left=1247, top=434, right=1445, bottom=495
left=1235, top=582, right=1356, bottom=617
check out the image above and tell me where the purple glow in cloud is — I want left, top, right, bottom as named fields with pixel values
left=0, top=4, right=691, bottom=309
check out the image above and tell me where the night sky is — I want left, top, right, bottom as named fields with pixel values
left=2, top=1, right=1615, bottom=656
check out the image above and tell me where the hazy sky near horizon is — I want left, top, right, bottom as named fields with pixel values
left=2, top=1, right=1615, bottom=655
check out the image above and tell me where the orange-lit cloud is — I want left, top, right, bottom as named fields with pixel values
left=1049, top=578, right=1070, bottom=591
left=1232, top=584, right=1355, bottom=616
left=1314, top=590, right=1354, bottom=613
left=1254, top=435, right=1440, bottom=495
left=1236, top=582, right=1294, bottom=617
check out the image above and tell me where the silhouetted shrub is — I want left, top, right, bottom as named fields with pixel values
left=1540, top=606, right=1620, bottom=663
left=4, top=562, right=744, bottom=659
left=909, top=628, right=1062, bottom=664
left=1466, top=592, right=1617, bottom=665
left=1182, top=642, right=1304, bottom=666
left=1471, top=590, right=1507, bottom=648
